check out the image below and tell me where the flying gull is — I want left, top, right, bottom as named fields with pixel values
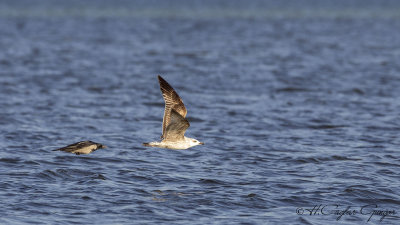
left=143, top=75, right=204, bottom=149
left=53, top=141, right=107, bottom=155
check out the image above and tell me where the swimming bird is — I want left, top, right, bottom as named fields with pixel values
left=143, top=75, right=204, bottom=149
left=52, top=141, right=106, bottom=155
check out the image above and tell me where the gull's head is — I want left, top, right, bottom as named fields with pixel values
left=187, top=138, right=204, bottom=147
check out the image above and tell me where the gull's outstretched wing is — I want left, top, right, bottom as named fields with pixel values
left=158, top=75, right=187, bottom=139
left=164, top=109, right=190, bottom=141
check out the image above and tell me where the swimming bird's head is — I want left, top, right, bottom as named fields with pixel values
left=96, top=144, right=107, bottom=149
left=187, top=138, right=204, bottom=147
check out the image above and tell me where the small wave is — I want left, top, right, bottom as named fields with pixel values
left=308, top=124, right=348, bottom=129
left=37, top=169, right=59, bottom=180
left=294, top=155, right=361, bottom=164
left=199, top=178, right=226, bottom=185
left=0, top=157, right=22, bottom=163
left=275, top=87, right=311, bottom=93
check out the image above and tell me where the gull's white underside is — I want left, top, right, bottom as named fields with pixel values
left=145, top=137, right=200, bottom=150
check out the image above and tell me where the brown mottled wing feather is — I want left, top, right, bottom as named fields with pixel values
left=53, top=141, right=95, bottom=152
left=164, top=109, right=190, bottom=141
left=158, top=75, right=187, bottom=139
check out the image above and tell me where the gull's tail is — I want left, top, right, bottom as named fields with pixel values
left=142, top=143, right=151, bottom=147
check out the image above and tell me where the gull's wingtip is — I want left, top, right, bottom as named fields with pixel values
left=158, top=75, right=167, bottom=84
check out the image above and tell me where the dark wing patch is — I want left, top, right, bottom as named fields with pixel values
left=164, top=109, right=190, bottom=141
left=158, top=75, right=187, bottom=139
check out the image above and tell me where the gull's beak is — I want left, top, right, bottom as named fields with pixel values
left=199, top=142, right=204, bottom=145
left=102, top=145, right=107, bottom=148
